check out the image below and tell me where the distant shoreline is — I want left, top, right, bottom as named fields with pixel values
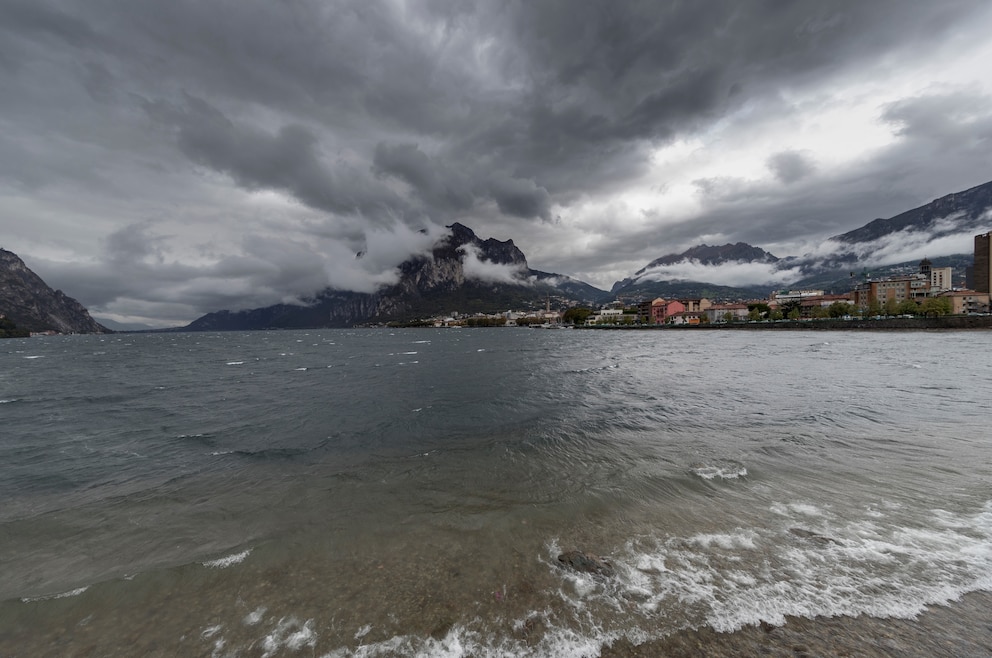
left=577, top=315, right=992, bottom=331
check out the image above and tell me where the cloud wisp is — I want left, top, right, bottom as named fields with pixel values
left=458, top=244, right=532, bottom=286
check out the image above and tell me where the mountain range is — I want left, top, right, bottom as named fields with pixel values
left=186, top=180, right=992, bottom=329
left=3, top=180, right=991, bottom=333
left=0, top=248, right=109, bottom=334
left=185, top=222, right=608, bottom=330
left=611, top=180, right=992, bottom=300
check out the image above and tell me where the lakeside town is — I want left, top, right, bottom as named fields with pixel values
left=397, top=232, right=992, bottom=328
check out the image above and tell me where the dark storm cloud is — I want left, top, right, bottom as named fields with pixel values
left=141, top=93, right=407, bottom=223
left=3, top=0, right=992, bottom=322
left=371, top=142, right=474, bottom=214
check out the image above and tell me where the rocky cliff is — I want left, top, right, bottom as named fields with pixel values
left=0, top=248, right=109, bottom=334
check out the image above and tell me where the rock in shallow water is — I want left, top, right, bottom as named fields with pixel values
left=557, top=550, right=615, bottom=577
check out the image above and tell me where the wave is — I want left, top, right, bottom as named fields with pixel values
left=690, top=461, right=748, bottom=480
left=202, top=548, right=252, bottom=569
left=21, top=586, right=88, bottom=603
left=547, top=500, right=992, bottom=639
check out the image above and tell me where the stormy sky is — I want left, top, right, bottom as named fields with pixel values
left=2, top=0, right=992, bottom=326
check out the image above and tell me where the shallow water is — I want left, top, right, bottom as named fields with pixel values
left=1, top=328, right=990, bottom=656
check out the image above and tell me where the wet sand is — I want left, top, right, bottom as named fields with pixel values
left=602, top=590, right=992, bottom=658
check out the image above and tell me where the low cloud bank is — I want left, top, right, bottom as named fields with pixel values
left=36, top=221, right=445, bottom=327
left=795, top=211, right=989, bottom=270
left=458, top=243, right=531, bottom=285
left=636, top=259, right=803, bottom=287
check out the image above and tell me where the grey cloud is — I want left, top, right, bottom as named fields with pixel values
left=373, top=141, right=554, bottom=222
left=105, top=223, right=166, bottom=264
left=372, top=142, right=474, bottom=213
left=487, top=175, right=553, bottom=222
left=881, top=91, right=992, bottom=147
left=767, top=151, right=817, bottom=184
left=142, top=93, right=406, bottom=223
left=0, top=0, right=105, bottom=51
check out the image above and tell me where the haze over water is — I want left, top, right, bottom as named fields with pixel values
left=1, top=329, right=991, bottom=656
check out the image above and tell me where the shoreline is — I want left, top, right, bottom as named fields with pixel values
left=601, top=590, right=992, bottom=657
left=577, top=315, right=992, bottom=331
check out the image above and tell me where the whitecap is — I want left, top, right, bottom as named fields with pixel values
left=201, top=624, right=223, bottom=639
left=202, top=548, right=252, bottom=569
left=23, top=355, right=43, bottom=359
left=691, top=464, right=747, bottom=480
left=260, top=617, right=316, bottom=657
left=21, top=586, right=88, bottom=602
left=243, top=606, right=267, bottom=626
left=226, top=361, right=245, bottom=366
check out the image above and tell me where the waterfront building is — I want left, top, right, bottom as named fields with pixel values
left=936, top=290, right=990, bottom=315
left=976, top=232, right=991, bottom=294
left=704, top=303, right=750, bottom=323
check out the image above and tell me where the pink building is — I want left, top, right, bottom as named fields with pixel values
left=663, top=300, right=686, bottom=321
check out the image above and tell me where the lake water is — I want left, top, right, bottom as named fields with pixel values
left=1, top=328, right=990, bottom=656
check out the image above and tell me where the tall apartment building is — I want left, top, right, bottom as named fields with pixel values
left=976, top=232, right=992, bottom=294
left=851, top=275, right=929, bottom=309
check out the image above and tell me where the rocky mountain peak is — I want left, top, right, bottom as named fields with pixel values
left=442, top=222, right=527, bottom=266
left=0, top=248, right=109, bottom=334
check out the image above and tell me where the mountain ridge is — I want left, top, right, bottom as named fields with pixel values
left=184, top=223, right=610, bottom=330
left=184, top=179, right=992, bottom=329
left=0, top=248, right=109, bottom=334
left=611, top=180, right=992, bottom=298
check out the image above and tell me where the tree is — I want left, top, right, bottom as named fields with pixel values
left=919, top=296, right=952, bottom=317
left=863, top=299, right=882, bottom=317
left=778, top=300, right=802, bottom=318
left=562, top=307, right=592, bottom=325
left=748, top=308, right=761, bottom=322
left=897, top=299, right=919, bottom=315
left=747, top=302, right=771, bottom=319
left=827, top=301, right=853, bottom=318
left=0, top=317, right=30, bottom=338
left=883, top=297, right=899, bottom=316
left=722, top=311, right=734, bottom=323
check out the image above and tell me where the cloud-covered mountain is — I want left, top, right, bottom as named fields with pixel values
left=184, top=224, right=609, bottom=330
left=612, top=180, right=992, bottom=298
left=0, top=249, right=109, bottom=334
left=612, top=243, right=780, bottom=297
left=781, top=180, right=992, bottom=274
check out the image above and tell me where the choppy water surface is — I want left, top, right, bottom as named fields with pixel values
left=1, top=329, right=990, bottom=656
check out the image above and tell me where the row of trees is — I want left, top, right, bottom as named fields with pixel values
left=0, top=317, right=29, bottom=338
left=737, top=298, right=953, bottom=322
left=388, top=295, right=958, bottom=329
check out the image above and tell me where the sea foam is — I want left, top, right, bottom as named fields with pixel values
left=21, top=586, right=89, bottom=603
left=202, top=548, right=252, bottom=569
